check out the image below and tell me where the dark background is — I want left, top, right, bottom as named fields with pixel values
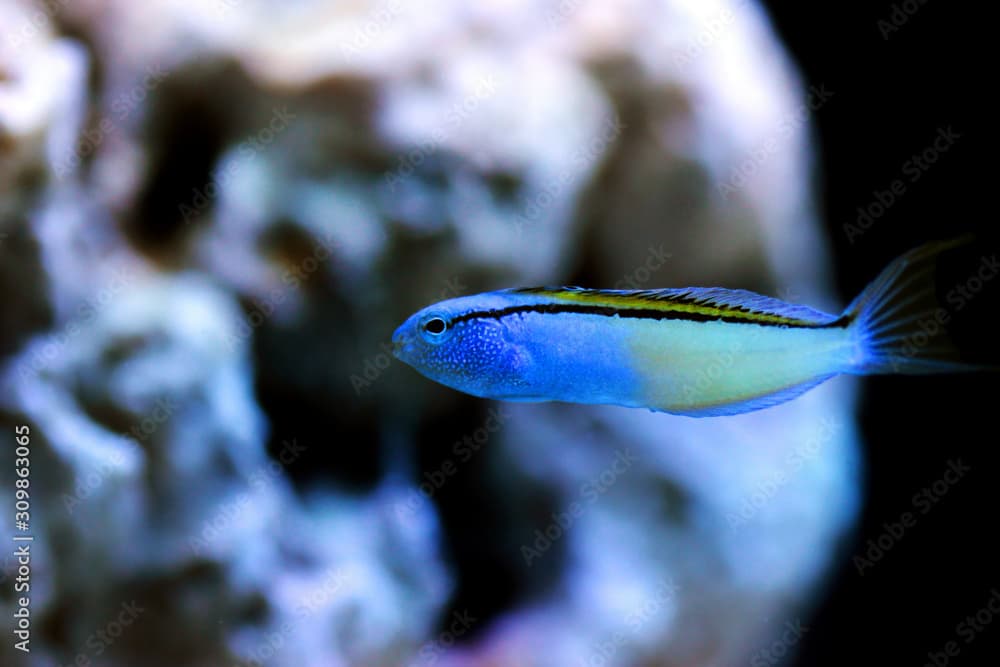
left=760, top=2, right=995, bottom=665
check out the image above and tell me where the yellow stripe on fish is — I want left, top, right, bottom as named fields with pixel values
left=511, top=286, right=837, bottom=328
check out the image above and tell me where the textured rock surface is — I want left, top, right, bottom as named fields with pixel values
left=0, top=0, right=859, bottom=665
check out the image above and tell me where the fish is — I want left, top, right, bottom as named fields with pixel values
left=391, top=239, right=981, bottom=417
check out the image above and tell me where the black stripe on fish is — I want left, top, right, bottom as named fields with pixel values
left=450, top=302, right=850, bottom=328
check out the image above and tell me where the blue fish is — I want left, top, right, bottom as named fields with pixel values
left=392, top=240, right=980, bottom=416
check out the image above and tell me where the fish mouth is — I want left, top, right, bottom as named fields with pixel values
left=390, top=329, right=406, bottom=358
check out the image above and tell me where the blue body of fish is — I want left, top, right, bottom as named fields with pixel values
left=392, top=240, right=975, bottom=416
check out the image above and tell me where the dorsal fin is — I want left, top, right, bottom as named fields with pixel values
left=511, top=286, right=838, bottom=327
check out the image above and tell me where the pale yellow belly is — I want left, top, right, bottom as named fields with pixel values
left=626, top=319, right=851, bottom=415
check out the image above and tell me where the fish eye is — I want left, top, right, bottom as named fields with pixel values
left=419, top=314, right=451, bottom=343
left=425, top=318, right=447, bottom=335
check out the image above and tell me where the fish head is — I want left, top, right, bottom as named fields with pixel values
left=392, top=292, right=528, bottom=398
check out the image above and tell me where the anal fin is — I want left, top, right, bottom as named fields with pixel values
left=662, top=374, right=836, bottom=417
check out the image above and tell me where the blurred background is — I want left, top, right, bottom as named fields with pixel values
left=0, top=1, right=992, bottom=666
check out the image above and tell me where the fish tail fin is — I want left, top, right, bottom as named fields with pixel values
left=842, top=237, right=983, bottom=375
